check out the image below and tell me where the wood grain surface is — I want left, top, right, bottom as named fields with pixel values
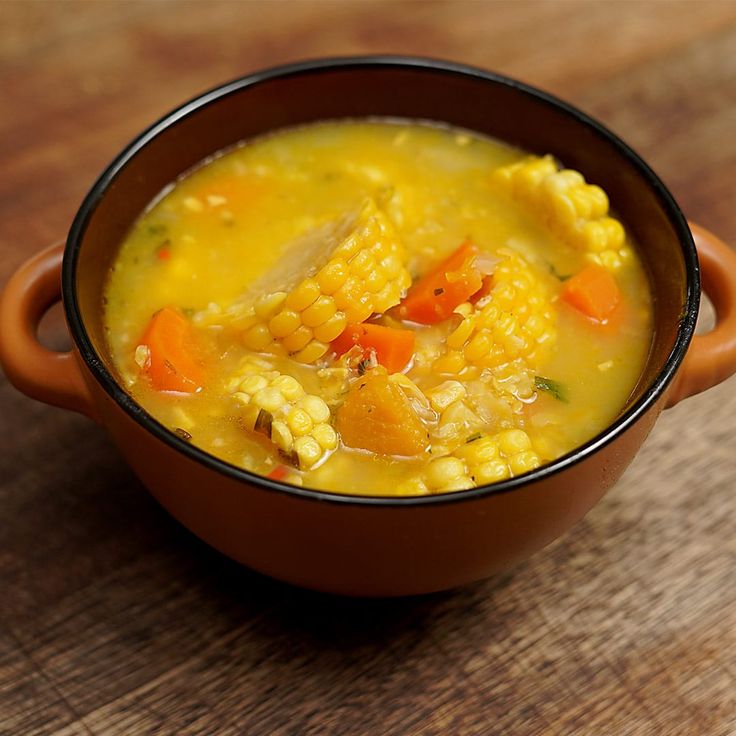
left=2, top=2, right=736, bottom=734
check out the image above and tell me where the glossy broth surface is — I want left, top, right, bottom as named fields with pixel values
left=105, top=120, right=653, bottom=495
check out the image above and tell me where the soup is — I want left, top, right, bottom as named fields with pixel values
left=104, top=120, right=652, bottom=495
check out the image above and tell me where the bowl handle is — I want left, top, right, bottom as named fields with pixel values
left=0, top=243, right=98, bottom=421
left=667, top=222, right=736, bottom=407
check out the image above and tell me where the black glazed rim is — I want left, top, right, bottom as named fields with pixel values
left=63, top=56, right=700, bottom=507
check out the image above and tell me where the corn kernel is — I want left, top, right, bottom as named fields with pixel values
left=269, top=309, right=301, bottom=338
left=293, top=436, right=322, bottom=469
left=240, top=375, right=268, bottom=394
left=569, top=187, right=593, bottom=219
left=365, top=268, right=387, bottom=293
left=232, top=391, right=251, bottom=406
left=447, top=316, right=475, bottom=349
left=396, top=476, right=429, bottom=496
left=253, top=387, right=286, bottom=414
left=551, top=192, right=577, bottom=228
left=293, top=340, right=329, bottom=364
left=243, top=324, right=273, bottom=351
left=270, top=374, right=306, bottom=401
left=380, top=253, right=403, bottom=279
left=254, top=291, right=287, bottom=319
left=464, top=332, right=492, bottom=361
left=298, top=395, right=331, bottom=423
left=454, top=301, right=474, bottom=318
left=434, top=350, right=466, bottom=375
left=286, top=278, right=321, bottom=311
left=427, top=381, right=467, bottom=411
left=287, top=408, right=313, bottom=437
left=437, top=475, right=475, bottom=492
left=426, top=457, right=467, bottom=489
left=600, top=250, right=622, bottom=270
left=316, top=260, right=349, bottom=294
left=458, top=436, right=499, bottom=463
left=474, top=459, right=511, bottom=484
left=509, top=450, right=541, bottom=475
left=348, top=249, right=375, bottom=279
left=301, top=295, right=337, bottom=328
left=581, top=220, right=607, bottom=252
left=314, top=312, right=347, bottom=343
left=498, top=429, right=532, bottom=455
left=313, top=423, right=338, bottom=451
left=332, top=277, right=361, bottom=309
left=281, top=325, right=313, bottom=353
left=373, top=282, right=403, bottom=313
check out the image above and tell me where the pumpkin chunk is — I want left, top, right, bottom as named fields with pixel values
left=336, top=369, right=428, bottom=456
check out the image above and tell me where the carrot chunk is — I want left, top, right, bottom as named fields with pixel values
left=398, top=241, right=485, bottom=324
left=561, top=264, right=621, bottom=322
left=332, top=323, right=415, bottom=373
left=139, top=307, right=205, bottom=392
left=336, top=370, right=428, bottom=456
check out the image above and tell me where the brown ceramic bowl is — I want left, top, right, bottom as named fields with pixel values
left=3, top=58, right=736, bottom=596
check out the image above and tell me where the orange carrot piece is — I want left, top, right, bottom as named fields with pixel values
left=139, top=307, right=205, bottom=393
left=398, top=241, right=484, bottom=324
left=332, top=323, right=415, bottom=373
left=561, top=264, right=621, bottom=322
left=267, top=465, right=290, bottom=481
left=336, top=370, right=428, bottom=456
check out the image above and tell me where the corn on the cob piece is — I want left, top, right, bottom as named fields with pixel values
left=433, top=248, right=556, bottom=379
left=493, top=155, right=632, bottom=270
left=226, top=359, right=338, bottom=469
left=397, top=428, right=541, bottom=494
left=198, top=198, right=411, bottom=364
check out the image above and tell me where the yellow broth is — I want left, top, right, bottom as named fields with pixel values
left=104, top=120, right=653, bottom=495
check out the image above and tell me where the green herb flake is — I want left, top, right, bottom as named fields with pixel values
left=534, top=375, right=569, bottom=402
left=465, top=432, right=483, bottom=444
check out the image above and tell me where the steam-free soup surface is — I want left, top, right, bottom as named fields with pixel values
left=105, top=120, right=652, bottom=495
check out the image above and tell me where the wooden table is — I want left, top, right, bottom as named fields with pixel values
left=3, top=2, right=736, bottom=734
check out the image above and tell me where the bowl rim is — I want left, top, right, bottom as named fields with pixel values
left=63, top=55, right=699, bottom=507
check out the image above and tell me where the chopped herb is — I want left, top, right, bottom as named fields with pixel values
left=534, top=375, right=568, bottom=402
left=434, top=287, right=445, bottom=296
left=254, top=409, right=273, bottom=436
left=465, top=432, right=483, bottom=444
left=357, top=359, right=369, bottom=376
left=147, top=224, right=167, bottom=236
left=174, top=427, right=192, bottom=441
left=182, top=307, right=195, bottom=317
